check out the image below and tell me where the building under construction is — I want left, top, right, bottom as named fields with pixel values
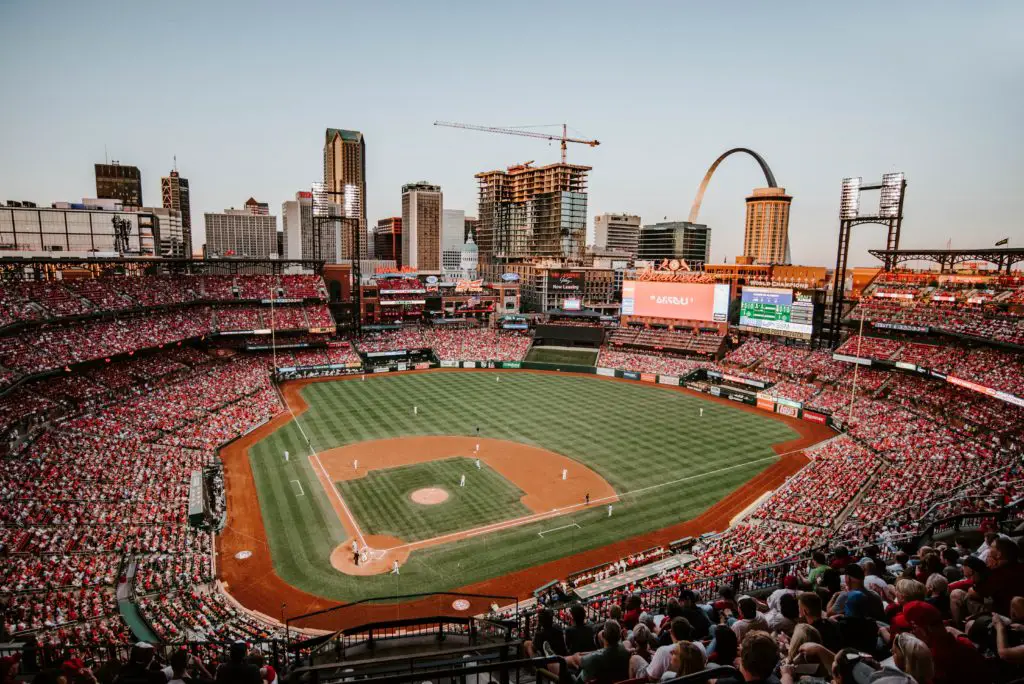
left=475, top=162, right=590, bottom=278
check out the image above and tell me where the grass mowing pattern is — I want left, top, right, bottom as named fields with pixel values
left=524, top=347, right=599, bottom=365
left=338, top=457, right=530, bottom=541
left=247, top=372, right=798, bottom=601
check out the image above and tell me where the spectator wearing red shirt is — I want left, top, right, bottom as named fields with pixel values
left=830, top=546, right=856, bottom=571
left=904, top=600, right=992, bottom=684
left=973, top=537, right=1024, bottom=617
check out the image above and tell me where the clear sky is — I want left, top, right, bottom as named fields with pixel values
left=1, top=1, right=1021, bottom=266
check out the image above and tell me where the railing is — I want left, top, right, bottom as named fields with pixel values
left=291, top=643, right=526, bottom=684
left=288, top=655, right=740, bottom=684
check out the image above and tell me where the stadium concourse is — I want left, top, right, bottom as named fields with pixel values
left=0, top=270, right=1022, bottom=683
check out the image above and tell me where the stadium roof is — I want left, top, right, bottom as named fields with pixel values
left=868, top=247, right=1024, bottom=272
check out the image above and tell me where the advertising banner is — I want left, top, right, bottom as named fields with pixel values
left=722, top=373, right=769, bottom=389
left=757, top=396, right=775, bottom=411
left=396, top=363, right=407, bottom=371
left=440, top=360, right=458, bottom=368
left=621, top=280, right=730, bottom=322
left=261, top=298, right=302, bottom=304
left=367, top=350, right=408, bottom=358
left=547, top=270, right=583, bottom=293
left=462, top=361, right=477, bottom=368
left=776, top=404, right=799, bottom=417
left=832, top=353, right=872, bottom=366
left=308, top=327, right=334, bottom=334
left=873, top=322, right=929, bottom=333
left=372, top=366, right=390, bottom=373
left=640, top=373, right=657, bottom=383
left=776, top=397, right=802, bottom=410
left=597, top=367, right=616, bottom=377
left=710, top=386, right=721, bottom=396
left=895, top=361, right=919, bottom=371
left=414, top=362, right=430, bottom=370
left=658, top=375, right=679, bottom=385
left=803, top=410, right=827, bottom=424
left=563, top=297, right=582, bottom=311
left=623, top=370, right=641, bottom=380
left=874, top=291, right=916, bottom=300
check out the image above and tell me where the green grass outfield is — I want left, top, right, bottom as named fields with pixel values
left=337, top=457, right=531, bottom=541
left=524, top=347, right=599, bottom=365
left=247, top=371, right=797, bottom=601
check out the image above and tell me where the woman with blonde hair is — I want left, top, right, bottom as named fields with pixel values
left=892, top=632, right=934, bottom=684
left=665, top=641, right=706, bottom=679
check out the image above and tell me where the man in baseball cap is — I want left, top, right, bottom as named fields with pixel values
left=903, top=601, right=991, bottom=684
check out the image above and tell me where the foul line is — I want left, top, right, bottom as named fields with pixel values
left=539, top=522, right=581, bottom=537
left=283, top=389, right=368, bottom=549
left=383, top=452, right=789, bottom=553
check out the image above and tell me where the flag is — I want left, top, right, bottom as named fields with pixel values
left=996, top=238, right=1009, bottom=246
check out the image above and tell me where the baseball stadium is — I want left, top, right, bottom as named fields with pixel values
left=1, top=243, right=1022, bottom=684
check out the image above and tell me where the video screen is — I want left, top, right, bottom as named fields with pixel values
left=739, top=286, right=814, bottom=338
left=621, top=281, right=730, bottom=322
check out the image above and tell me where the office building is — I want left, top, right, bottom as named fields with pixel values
left=637, top=221, right=711, bottom=268
left=161, top=170, right=192, bottom=257
left=593, top=213, right=641, bottom=256
left=743, top=187, right=792, bottom=264
left=323, top=128, right=368, bottom=258
left=475, top=162, right=590, bottom=271
left=0, top=198, right=183, bottom=258
left=244, top=197, right=270, bottom=215
left=374, top=217, right=402, bottom=266
left=401, top=182, right=442, bottom=271
left=442, top=209, right=465, bottom=272
left=204, top=207, right=278, bottom=258
left=95, top=162, right=143, bottom=207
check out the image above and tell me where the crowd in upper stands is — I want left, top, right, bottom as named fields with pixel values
left=356, top=327, right=531, bottom=362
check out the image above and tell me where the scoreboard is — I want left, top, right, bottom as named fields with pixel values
left=738, top=286, right=816, bottom=339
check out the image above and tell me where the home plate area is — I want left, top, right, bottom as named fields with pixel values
left=314, top=435, right=617, bottom=576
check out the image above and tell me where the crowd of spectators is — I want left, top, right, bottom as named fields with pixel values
left=597, top=349, right=714, bottom=376
left=539, top=531, right=1024, bottom=683
left=0, top=348, right=287, bottom=648
left=355, top=326, right=532, bottom=362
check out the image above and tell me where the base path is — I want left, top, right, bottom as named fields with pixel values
left=217, top=368, right=834, bottom=631
left=313, top=435, right=618, bottom=574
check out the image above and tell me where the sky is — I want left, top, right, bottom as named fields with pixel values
left=0, top=1, right=1021, bottom=267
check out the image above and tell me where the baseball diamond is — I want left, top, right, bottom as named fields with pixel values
left=222, top=369, right=825, bottom=607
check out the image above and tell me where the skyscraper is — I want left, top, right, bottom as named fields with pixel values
left=374, top=217, right=402, bottom=266
left=743, top=187, right=792, bottom=264
left=95, top=162, right=143, bottom=207
left=593, top=213, right=641, bottom=256
left=442, top=209, right=465, bottom=273
left=161, top=170, right=192, bottom=257
left=638, top=221, right=711, bottom=267
left=323, top=128, right=368, bottom=259
left=204, top=207, right=278, bottom=258
left=475, top=162, right=590, bottom=273
left=401, top=182, right=442, bottom=271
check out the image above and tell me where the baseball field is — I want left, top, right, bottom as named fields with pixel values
left=228, top=370, right=820, bottom=607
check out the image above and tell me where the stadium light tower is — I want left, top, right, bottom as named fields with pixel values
left=829, top=172, right=907, bottom=348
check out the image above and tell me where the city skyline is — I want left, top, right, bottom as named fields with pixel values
left=0, top=1, right=1021, bottom=267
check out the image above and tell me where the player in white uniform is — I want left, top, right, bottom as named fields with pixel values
left=460, top=474, right=466, bottom=487
left=561, top=468, right=567, bottom=481
left=284, top=450, right=289, bottom=462
left=475, top=459, right=481, bottom=470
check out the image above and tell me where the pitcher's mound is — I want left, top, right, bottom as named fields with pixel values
left=410, top=487, right=449, bottom=505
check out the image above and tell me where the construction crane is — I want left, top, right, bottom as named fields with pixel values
left=433, top=121, right=599, bottom=164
